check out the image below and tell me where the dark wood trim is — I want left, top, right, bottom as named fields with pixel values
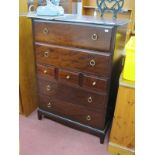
left=38, top=108, right=111, bottom=144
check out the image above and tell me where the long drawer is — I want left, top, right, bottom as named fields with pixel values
left=33, top=20, right=114, bottom=52
left=38, top=94, right=105, bottom=129
left=37, top=78, right=107, bottom=111
left=35, top=43, right=112, bottom=77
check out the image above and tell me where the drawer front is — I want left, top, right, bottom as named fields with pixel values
left=36, top=64, right=55, bottom=80
left=58, top=69, right=79, bottom=86
left=38, top=94, right=105, bottom=129
left=34, top=21, right=114, bottom=52
left=35, top=44, right=112, bottom=77
left=82, top=75, right=109, bottom=93
left=38, top=79, right=107, bottom=110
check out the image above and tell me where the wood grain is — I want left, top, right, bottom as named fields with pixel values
left=58, top=69, right=80, bottom=86
left=37, top=78, right=107, bottom=111
left=109, top=83, right=135, bottom=149
left=19, top=16, right=37, bottom=116
left=38, top=94, right=105, bottom=129
left=19, top=0, right=28, bottom=13
left=33, top=20, right=114, bottom=52
left=36, top=63, right=55, bottom=80
left=35, top=43, right=112, bottom=77
left=82, top=74, right=109, bottom=93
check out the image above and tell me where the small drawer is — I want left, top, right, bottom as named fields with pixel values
left=36, top=64, right=55, bottom=80
left=58, top=69, right=79, bottom=86
left=82, top=75, right=109, bottom=93
left=34, top=21, right=114, bottom=52
left=38, top=94, right=105, bottom=129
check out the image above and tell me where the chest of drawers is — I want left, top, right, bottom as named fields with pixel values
left=31, top=15, right=128, bottom=143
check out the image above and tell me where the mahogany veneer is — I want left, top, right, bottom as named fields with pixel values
left=31, top=15, right=128, bottom=143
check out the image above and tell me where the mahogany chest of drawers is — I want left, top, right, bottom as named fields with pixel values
left=31, top=15, right=128, bottom=143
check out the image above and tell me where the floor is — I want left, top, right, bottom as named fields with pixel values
left=19, top=110, right=112, bottom=155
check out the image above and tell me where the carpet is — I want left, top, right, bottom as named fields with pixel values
left=19, top=110, right=111, bottom=155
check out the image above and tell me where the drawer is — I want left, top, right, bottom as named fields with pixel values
left=38, top=79, right=107, bottom=111
left=58, top=69, right=79, bottom=86
left=36, top=64, right=55, bottom=80
left=82, top=75, right=109, bottom=93
left=35, top=43, right=112, bottom=77
left=38, top=94, right=105, bottom=129
left=33, top=21, right=114, bottom=52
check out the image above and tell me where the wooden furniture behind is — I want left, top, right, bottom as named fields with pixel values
left=19, top=0, right=38, bottom=116
left=82, top=0, right=135, bottom=41
left=30, top=14, right=128, bottom=143
left=108, top=77, right=135, bottom=154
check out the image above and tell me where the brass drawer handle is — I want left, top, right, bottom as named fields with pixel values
left=86, top=115, right=91, bottom=121
left=43, top=28, right=49, bottom=35
left=44, top=51, right=49, bottom=57
left=92, top=34, right=98, bottom=41
left=47, top=102, right=52, bottom=108
left=46, top=85, right=51, bottom=91
left=92, top=81, right=96, bottom=86
left=44, top=70, right=47, bottom=74
left=88, top=96, right=93, bottom=103
left=89, top=59, right=96, bottom=67
left=66, top=75, right=70, bottom=80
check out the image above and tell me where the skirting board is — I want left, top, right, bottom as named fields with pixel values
left=108, top=142, right=135, bottom=155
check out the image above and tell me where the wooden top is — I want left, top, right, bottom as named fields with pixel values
left=27, top=13, right=129, bottom=26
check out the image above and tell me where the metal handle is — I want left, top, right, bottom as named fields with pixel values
left=47, top=102, right=51, bottom=108
left=91, top=34, right=98, bottom=41
left=88, top=96, right=93, bottom=103
left=44, top=51, right=49, bottom=57
left=89, top=59, right=96, bottom=67
left=86, top=115, right=91, bottom=121
left=92, top=81, right=96, bottom=86
left=43, top=28, right=49, bottom=35
left=44, top=70, right=47, bottom=74
left=46, top=85, right=51, bottom=91
left=66, top=75, right=70, bottom=80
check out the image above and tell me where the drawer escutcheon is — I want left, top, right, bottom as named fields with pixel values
left=88, top=96, right=93, bottom=103
left=47, top=102, right=51, bottom=108
left=86, top=115, right=91, bottom=121
left=89, top=59, right=96, bottom=67
left=43, top=27, right=49, bottom=35
left=46, top=85, right=51, bottom=91
left=44, top=51, right=49, bottom=57
left=91, top=34, right=98, bottom=41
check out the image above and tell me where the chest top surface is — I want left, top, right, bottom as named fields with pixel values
left=28, top=13, right=129, bottom=27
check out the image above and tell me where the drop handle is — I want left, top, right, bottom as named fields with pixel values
left=88, top=96, right=93, bottom=103
left=89, top=59, right=96, bottom=67
left=86, top=115, right=91, bottom=121
left=43, top=27, right=49, bottom=35
left=47, top=102, right=52, bottom=108
left=91, top=34, right=98, bottom=41
left=44, top=51, right=49, bottom=57
left=46, top=85, right=51, bottom=91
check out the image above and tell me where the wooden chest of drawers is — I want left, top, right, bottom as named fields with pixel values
left=31, top=15, right=128, bottom=143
